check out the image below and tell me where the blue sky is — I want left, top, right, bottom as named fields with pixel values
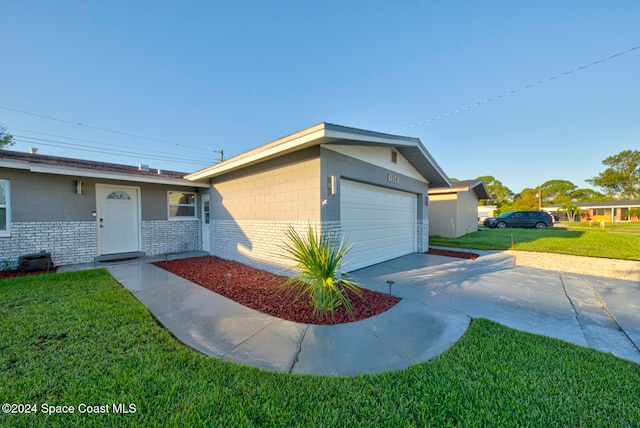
left=1, top=1, right=638, bottom=193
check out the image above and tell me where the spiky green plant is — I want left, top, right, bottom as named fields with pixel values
left=280, top=225, right=362, bottom=322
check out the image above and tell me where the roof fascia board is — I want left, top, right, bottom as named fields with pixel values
left=186, top=126, right=326, bottom=180
left=467, top=180, right=490, bottom=199
left=185, top=122, right=451, bottom=187
left=0, top=159, right=32, bottom=171
left=408, top=144, right=452, bottom=187
left=324, top=126, right=451, bottom=187
left=429, top=186, right=469, bottom=195
left=323, top=123, right=421, bottom=142
left=429, top=180, right=489, bottom=196
left=323, top=128, right=419, bottom=146
left=28, top=164, right=209, bottom=187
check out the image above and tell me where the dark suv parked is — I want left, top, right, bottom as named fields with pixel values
left=483, top=211, right=554, bottom=229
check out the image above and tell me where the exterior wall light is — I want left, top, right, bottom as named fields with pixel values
left=328, top=176, right=337, bottom=195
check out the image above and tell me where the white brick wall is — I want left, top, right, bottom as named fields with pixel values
left=0, top=217, right=424, bottom=270
left=0, top=219, right=200, bottom=269
left=141, top=220, right=200, bottom=256
left=211, top=218, right=425, bottom=272
left=0, top=221, right=98, bottom=268
left=211, top=220, right=341, bottom=274
left=417, top=218, right=429, bottom=253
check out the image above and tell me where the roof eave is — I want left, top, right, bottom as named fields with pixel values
left=185, top=123, right=327, bottom=181
left=186, top=122, right=452, bottom=187
left=0, top=160, right=208, bottom=187
left=396, top=144, right=451, bottom=188
left=428, top=179, right=490, bottom=199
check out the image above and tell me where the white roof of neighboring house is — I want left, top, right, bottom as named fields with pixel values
left=428, top=179, right=490, bottom=199
left=186, top=122, right=452, bottom=187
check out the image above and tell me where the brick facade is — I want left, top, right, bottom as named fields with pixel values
left=210, top=220, right=341, bottom=274
left=141, top=220, right=200, bottom=256
left=417, top=217, right=429, bottom=253
left=0, top=219, right=199, bottom=269
left=210, top=218, right=430, bottom=273
left=0, top=221, right=97, bottom=268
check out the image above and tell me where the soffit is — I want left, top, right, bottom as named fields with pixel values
left=186, top=122, right=452, bottom=187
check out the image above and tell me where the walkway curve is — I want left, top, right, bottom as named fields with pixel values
left=104, top=258, right=470, bottom=375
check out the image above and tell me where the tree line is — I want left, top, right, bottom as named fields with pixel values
left=467, top=149, right=639, bottom=213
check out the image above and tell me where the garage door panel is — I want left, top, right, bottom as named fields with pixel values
left=340, top=180, right=416, bottom=271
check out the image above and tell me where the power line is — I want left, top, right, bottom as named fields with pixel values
left=393, top=45, right=640, bottom=133
left=13, top=134, right=211, bottom=165
left=0, top=105, right=213, bottom=153
left=12, top=139, right=210, bottom=166
left=9, top=128, right=207, bottom=158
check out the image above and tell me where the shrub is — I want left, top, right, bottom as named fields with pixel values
left=280, top=225, right=362, bottom=322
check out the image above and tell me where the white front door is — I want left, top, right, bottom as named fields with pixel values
left=201, top=193, right=211, bottom=252
left=97, top=185, right=140, bottom=255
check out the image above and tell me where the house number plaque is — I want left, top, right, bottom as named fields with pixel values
left=387, top=174, right=400, bottom=184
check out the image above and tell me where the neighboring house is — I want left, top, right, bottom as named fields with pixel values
left=477, top=204, right=497, bottom=220
left=187, top=122, right=451, bottom=272
left=0, top=122, right=452, bottom=272
left=428, top=179, right=489, bottom=238
left=543, top=200, right=640, bottom=222
left=0, top=150, right=209, bottom=268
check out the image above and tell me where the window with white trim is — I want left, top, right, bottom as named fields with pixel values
left=168, top=191, right=196, bottom=219
left=0, top=180, right=10, bottom=236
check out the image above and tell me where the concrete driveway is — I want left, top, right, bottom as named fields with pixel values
left=353, top=250, right=640, bottom=364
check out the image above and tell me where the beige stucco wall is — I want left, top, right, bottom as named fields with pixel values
left=456, top=190, right=480, bottom=236
left=429, top=190, right=479, bottom=238
left=428, top=193, right=458, bottom=238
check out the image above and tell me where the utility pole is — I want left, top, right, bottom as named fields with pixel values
left=537, top=188, right=542, bottom=210
left=213, top=149, right=224, bottom=163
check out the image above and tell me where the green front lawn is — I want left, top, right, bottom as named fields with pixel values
left=430, top=226, right=640, bottom=260
left=1, top=271, right=639, bottom=427
left=562, top=221, right=640, bottom=231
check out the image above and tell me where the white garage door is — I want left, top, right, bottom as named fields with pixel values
left=340, top=180, right=417, bottom=271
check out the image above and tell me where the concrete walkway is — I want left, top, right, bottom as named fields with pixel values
left=60, top=250, right=640, bottom=375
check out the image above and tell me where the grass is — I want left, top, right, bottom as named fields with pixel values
left=562, top=221, right=640, bottom=231
left=1, top=270, right=639, bottom=427
left=430, top=225, right=640, bottom=261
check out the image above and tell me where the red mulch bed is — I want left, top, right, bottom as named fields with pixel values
left=426, top=248, right=480, bottom=260
left=154, top=256, right=400, bottom=325
left=0, top=268, right=57, bottom=278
